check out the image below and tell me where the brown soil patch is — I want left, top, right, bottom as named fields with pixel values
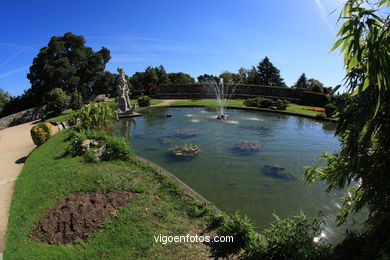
left=30, top=191, right=136, bottom=245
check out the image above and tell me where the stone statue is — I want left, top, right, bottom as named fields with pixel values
left=117, top=67, right=132, bottom=114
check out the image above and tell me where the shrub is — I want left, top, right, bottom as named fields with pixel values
left=260, top=211, right=330, bottom=260
left=324, top=103, right=337, bottom=117
left=73, top=102, right=117, bottom=130
left=30, top=122, right=53, bottom=146
left=46, top=88, right=70, bottom=114
left=243, top=97, right=289, bottom=110
left=214, top=212, right=258, bottom=255
left=67, top=130, right=132, bottom=162
left=299, top=91, right=330, bottom=107
left=69, top=91, right=84, bottom=110
left=137, top=96, right=151, bottom=107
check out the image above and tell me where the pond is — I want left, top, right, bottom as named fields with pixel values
left=111, top=107, right=363, bottom=243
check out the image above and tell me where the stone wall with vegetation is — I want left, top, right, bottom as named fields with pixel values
left=150, top=84, right=305, bottom=101
left=0, top=106, right=46, bottom=130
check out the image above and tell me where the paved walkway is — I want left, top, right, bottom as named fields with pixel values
left=151, top=99, right=184, bottom=107
left=0, top=121, right=45, bottom=257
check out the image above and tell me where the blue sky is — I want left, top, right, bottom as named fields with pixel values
left=0, top=0, right=346, bottom=96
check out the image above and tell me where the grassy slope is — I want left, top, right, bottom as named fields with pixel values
left=171, top=99, right=330, bottom=118
left=5, top=130, right=211, bottom=260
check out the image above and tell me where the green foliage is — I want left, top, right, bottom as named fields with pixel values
left=308, top=79, right=325, bottom=93
left=67, top=130, right=132, bottom=162
left=260, top=211, right=330, bottom=260
left=243, top=97, right=289, bottom=110
left=83, top=149, right=99, bottom=163
left=30, top=122, right=52, bottom=146
left=219, top=71, right=242, bottom=84
left=214, top=212, right=258, bottom=255
left=69, top=91, right=84, bottom=110
left=185, top=200, right=212, bottom=218
left=168, top=144, right=201, bottom=157
left=293, top=73, right=308, bottom=89
left=46, top=88, right=70, bottom=114
left=256, top=57, right=286, bottom=87
left=167, top=72, right=195, bottom=84
left=305, top=1, right=390, bottom=257
left=324, top=103, right=337, bottom=117
left=0, top=88, right=10, bottom=115
left=137, top=96, right=151, bottom=107
left=27, top=32, right=111, bottom=103
left=73, top=102, right=116, bottom=130
left=197, top=74, right=219, bottom=83
left=299, top=91, right=330, bottom=107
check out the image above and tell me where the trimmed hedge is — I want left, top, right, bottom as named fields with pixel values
left=243, top=97, right=289, bottom=110
left=299, top=91, right=330, bottom=107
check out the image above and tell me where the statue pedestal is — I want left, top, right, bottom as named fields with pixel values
left=118, top=111, right=142, bottom=118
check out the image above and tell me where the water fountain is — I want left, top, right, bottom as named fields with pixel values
left=210, top=79, right=235, bottom=120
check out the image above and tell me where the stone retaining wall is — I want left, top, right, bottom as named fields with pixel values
left=0, top=106, right=46, bottom=130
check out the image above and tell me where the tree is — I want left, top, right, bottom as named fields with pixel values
left=27, top=32, right=111, bottom=104
left=93, top=71, right=118, bottom=96
left=307, top=78, right=324, bottom=93
left=256, top=57, right=286, bottom=87
left=293, top=73, right=308, bottom=89
left=46, top=88, right=69, bottom=114
left=143, top=65, right=169, bottom=92
left=167, top=72, right=195, bottom=84
left=0, top=88, right=10, bottom=115
left=219, top=71, right=241, bottom=84
left=197, top=74, right=219, bottom=83
left=304, top=0, right=390, bottom=256
left=246, top=67, right=258, bottom=85
left=69, top=91, right=84, bottom=110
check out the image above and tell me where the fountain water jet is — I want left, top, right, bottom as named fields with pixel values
left=209, top=79, right=236, bottom=120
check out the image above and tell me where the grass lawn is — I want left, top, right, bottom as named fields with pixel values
left=171, top=99, right=334, bottom=119
left=5, top=130, right=214, bottom=259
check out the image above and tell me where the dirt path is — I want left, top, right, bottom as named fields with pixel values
left=151, top=99, right=184, bottom=106
left=0, top=120, right=47, bottom=256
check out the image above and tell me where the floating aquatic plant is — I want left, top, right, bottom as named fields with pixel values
left=232, top=141, right=261, bottom=152
left=175, top=129, right=200, bottom=138
left=169, top=144, right=201, bottom=157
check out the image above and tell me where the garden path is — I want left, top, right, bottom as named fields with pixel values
left=0, top=120, right=57, bottom=258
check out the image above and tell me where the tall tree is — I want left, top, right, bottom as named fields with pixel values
left=27, top=32, right=111, bottom=103
left=304, top=0, right=390, bottom=257
left=197, top=74, right=219, bottom=83
left=293, top=73, right=308, bottom=89
left=307, top=78, right=324, bottom=93
left=167, top=72, right=195, bottom=84
left=256, top=57, right=286, bottom=87
left=0, top=88, right=10, bottom=115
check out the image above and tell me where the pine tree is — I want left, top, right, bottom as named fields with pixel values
left=256, top=57, right=286, bottom=87
left=293, top=73, right=308, bottom=89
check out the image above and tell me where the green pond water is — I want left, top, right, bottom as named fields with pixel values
left=112, top=107, right=363, bottom=242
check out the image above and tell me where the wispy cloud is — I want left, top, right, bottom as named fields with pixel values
left=0, top=43, right=41, bottom=69
left=0, top=66, right=29, bottom=79
left=314, top=0, right=337, bottom=34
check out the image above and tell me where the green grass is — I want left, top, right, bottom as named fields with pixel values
left=171, top=99, right=334, bottom=119
left=5, top=130, right=213, bottom=260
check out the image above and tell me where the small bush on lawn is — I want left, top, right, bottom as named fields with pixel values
left=72, top=102, right=117, bottom=130
left=46, top=88, right=70, bottom=114
left=30, top=122, right=53, bottom=146
left=243, top=97, right=289, bottom=110
left=299, top=91, right=330, bottom=107
left=137, top=96, right=151, bottom=107
left=324, top=103, right=337, bottom=117
left=69, top=91, right=84, bottom=110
